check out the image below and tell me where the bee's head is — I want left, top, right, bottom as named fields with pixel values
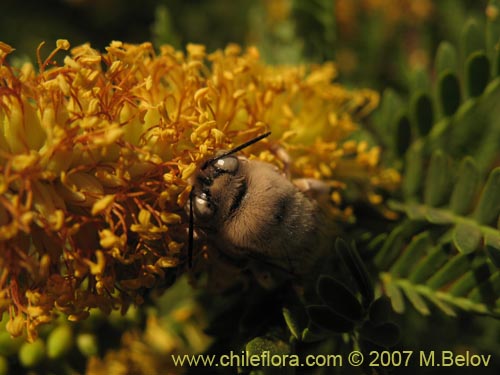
left=187, top=131, right=271, bottom=267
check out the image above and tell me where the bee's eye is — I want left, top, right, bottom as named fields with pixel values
left=213, top=156, right=238, bottom=173
left=194, top=194, right=214, bottom=219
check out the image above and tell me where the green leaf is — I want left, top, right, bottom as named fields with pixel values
left=152, top=5, right=181, bottom=48
left=467, top=271, right=500, bottom=304
left=402, top=143, right=423, bottom=199
left=437, top=71, right=461, bottom=117
left=400, top=283, right=430, bottom=316
left=409, top=68, right=431, bottom=93
left=388, top=276, right=498, bottom=317
left=449, top=262, right=493, bottom=297
left=450, top=157, right=480, bottom=215
left=335, top=239, right=374, bottom=306
left=373, top=89, right=403, bottom=146
left=301, top=327, right=327, bottom=343
left=411, top=92, right=434, bottom=136
left=473, top=167, right=500, bottom=225
left=452, top=223, right=482, bottom=254
left=282, top=307, right=302, bottom=340
left=374, top=225, right=406, bottom=271
left=366, top=233, right=388, bottom=254
left=360, top=321, right=400, bottom=348
left=462, top=18, right=485, bottom=58
left=466, top=52, right=491, bottom=98
left=485, top=232, right=500, bottom=267
left=408, top=245, right=450, bottom=284
left=307, top=305, right=355, bottom=334
left=395, top=114, right=412, bottom=156
left=422, top=293, right=457, bottom=317
left=435, top=41, right=458, bottom=74
left=384, top=280, right=405, bottom=314
left=424, top=151, right=451, bottom=207
left=486, top=0, right=500, bottom=67
left=495, top=47, right=500, bottom=76
left=390, top=231, right=431, bottom=277
left=424, top=207, right=454, bottom=224
left=426, top=254, right=472, bottom=289
left=368, top=296, right=393, bottom=325
left=405, top=204, right=427, bottom=220
left=316, top=276, right=364, bottom=322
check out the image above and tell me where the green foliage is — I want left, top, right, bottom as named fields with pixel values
left=373, top=7, right=500, bottom=173
left=367, top=1, right=500, bottom=324
left=292, top=0, right=336, bottom=61
left=316, top=276, right=364, bottom=321
left=373, top=127, right=500, bottom=318
left=152, top=5, right=181, bottom=49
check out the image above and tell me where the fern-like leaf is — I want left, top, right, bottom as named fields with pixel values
left=374, top=157, right=500, bottom=318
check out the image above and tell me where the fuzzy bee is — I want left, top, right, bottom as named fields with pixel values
left=188, top=132, right=330, bottom=288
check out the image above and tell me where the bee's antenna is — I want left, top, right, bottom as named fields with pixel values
left=188, top=188, right=194, bottom=268
left=202, top=131, right=271, bottom=169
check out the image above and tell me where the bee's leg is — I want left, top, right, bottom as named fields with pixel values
left=293, top=178, right=331, bottom=201
left=270, top=143, right=332, bottom=200
left=269, top=143, right=293, bottom=178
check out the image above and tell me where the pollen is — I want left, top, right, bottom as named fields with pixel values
left=0, top=40, right=398, bottom=340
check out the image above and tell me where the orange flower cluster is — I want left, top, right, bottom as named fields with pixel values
left=0, top=40, right=398, bottom=340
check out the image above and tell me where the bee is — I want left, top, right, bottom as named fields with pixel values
left=188, top=132, right=330, bottom=289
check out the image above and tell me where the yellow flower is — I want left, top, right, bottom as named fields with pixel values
left=0, top=39, right=398, bottom=340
